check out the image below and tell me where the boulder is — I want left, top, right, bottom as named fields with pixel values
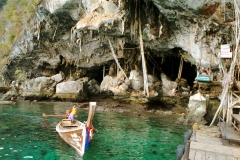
left=0, top=87, right=18, bottom=101
left=129, top=70, right=144, bottom=91
left=51, top=73, right=64, bottom=83
left=88, top=79, right=100, bottom=95
left=55, top=78, right=88, bottom=101
left=161, top=73, right=177, bottom=96
left=20, top=76, right=55, bottom=99
left=100, top=70, right=128, bottom=95
left=183, top=92, right=207, bottom=125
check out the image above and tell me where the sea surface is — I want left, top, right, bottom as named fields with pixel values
left=0, top=101, right=190, bottom=160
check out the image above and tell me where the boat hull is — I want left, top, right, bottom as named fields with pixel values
left=0, top=101, right=16, bottom=105
left=56, top=120, right=86, bottom=157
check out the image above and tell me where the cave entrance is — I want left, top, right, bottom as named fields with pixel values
left=85, top=67, right=104, bottom=84
left=146, top=52, right=197, bottom=87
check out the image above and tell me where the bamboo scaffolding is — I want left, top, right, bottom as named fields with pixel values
left=138, top=5, right=149, bottom=96
left=178, top=57, right=183, bottom=79
left=210, top=0, right=240, bottom=126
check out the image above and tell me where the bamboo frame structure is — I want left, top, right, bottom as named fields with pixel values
left=210, top=0, right=240, bottom=126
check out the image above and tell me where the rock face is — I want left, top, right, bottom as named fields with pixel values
left=20, top=76, right=56, bottom=99
left=1, top=0, right=232, bottom=103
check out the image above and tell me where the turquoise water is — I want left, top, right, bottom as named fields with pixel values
left=0, top=102, right=190, bottom=160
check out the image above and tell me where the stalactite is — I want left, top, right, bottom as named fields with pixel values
left=76, top=38, right=82, bottom=53
left=37, top=22, right=41, bottom=40
left=90, top=30, right=92, bottom=39
left=87, top=57, right=90, bottom=63
left=52, top=23, right=58, bottom=41
left=71, top=26, right=76, bottom=43
left=121, top=17, right=126, bottom=34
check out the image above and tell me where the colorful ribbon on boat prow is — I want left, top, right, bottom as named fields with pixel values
left=85, top=128, right=94, bottom=150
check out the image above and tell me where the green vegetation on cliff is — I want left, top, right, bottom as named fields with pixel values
left=0, top=0, right=40, bottom=70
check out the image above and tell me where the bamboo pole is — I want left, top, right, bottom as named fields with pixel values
left=108, top=38, right=128, bottom=80
left=210, top=85, right=228, bottom=126
left=103, top=65, right=105, bottom=79
left=138, top=3, right=149, bottom=96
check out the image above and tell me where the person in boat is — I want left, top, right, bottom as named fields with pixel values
left=68, top=104, right=77, bottom=122
left=11, top=96, right=17, bottom=102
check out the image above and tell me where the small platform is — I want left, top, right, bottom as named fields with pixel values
left=219, top=122, right=240, bottom=142
left=182, top=125, right=240, bottom=160
left=61, top=119, right=78, bottom=127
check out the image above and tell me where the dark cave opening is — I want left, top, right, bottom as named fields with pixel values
left=85, top=67, right=104, bottom=84
left=146, top=53, right=197, bottom=87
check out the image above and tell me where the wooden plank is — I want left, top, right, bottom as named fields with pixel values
left=206, top=151, right=215, bottom=160
left=232, top=114, right=240, bottom=123
left=219, top=122, right=240, bottom=142
left=191, top=141, right=240, bottom=157
left=215, top=154, right=227, bottom=160
left=195, top=150, right=205, bottom=160
left=226, top=155, right=237, bottom=160
left=189, top=148, right=196, bottom=159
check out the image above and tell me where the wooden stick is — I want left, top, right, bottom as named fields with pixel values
left=86, top=102, right=96, bottom=128
left=192, top=130, right=196, bottom=142
left=210, top=85, right=229, bottom=126
left=42, top=113, right=67, bottom=119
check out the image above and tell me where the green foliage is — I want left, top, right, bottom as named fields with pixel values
left=15, top=69, right=22, bottom=75
left=8, top=34, right=16, bottom=43
left=15, top=69, right=26, bottom=81
left=0, top=43, right=11, bottom=56
left=142, top=32, right=148, bottom=41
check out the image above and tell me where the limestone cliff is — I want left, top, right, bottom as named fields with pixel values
left=1, top=0, right=235, bottom=101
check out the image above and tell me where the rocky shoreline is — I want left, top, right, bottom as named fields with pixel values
left=0, top=88, right=220, bottom=127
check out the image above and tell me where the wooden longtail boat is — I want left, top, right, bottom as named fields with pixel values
left=0, top=101, right=16, bottom=105
left=56, top=102, right=96, bottom=157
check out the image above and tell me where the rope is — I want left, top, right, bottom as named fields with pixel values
left=224, top=0, right=225, bottom=22
left=147, top=53, right=163, bottom=72
left=178, top=57, right=183, bottom=79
